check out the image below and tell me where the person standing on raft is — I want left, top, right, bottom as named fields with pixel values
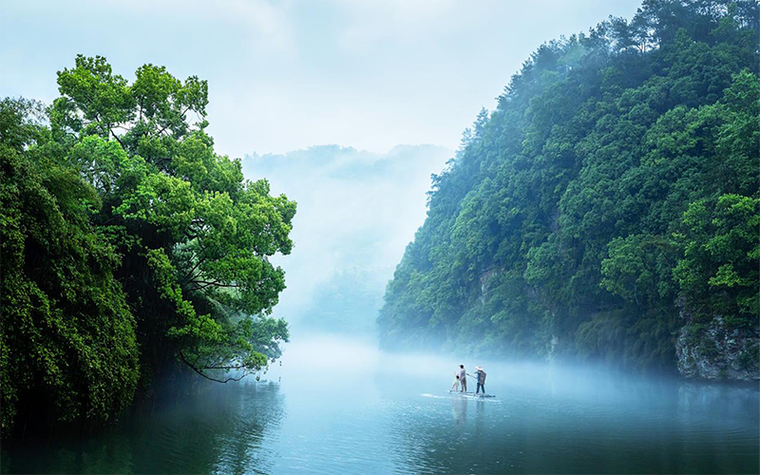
left=459, top=365, right=467, bottom=392
left=473, top=366, right=487, bottom=394
left=450, top=374, right=460, bottom=392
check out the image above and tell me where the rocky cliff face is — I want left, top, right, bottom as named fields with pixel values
left=676, top=315, right=760, bottom=381
left=478, top=267, right=501, bottom=303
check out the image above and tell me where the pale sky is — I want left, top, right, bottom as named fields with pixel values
left=242, top=145, right=452, bottom=328
left=1, top=0, right=642, bottom=157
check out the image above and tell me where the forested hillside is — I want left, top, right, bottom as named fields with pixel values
left=379, top=0, right=759, bottom=379
left=0, top=58, right=294, bottom=432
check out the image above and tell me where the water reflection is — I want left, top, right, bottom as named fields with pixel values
left=388, top=362, right=759, bottom=474
left=3, top=379, right=285, bottom=474
left=450, top=395, right=468, bottom=425
left=2, top=337, right=758, bottom=474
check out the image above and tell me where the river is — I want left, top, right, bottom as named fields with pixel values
left=3, top=333, right=758, bottom=474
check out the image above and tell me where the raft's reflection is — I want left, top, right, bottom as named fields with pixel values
left=451, top=394, right=468, bottom=425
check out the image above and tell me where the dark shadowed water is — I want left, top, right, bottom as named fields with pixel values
left=2, top=334, right=758, bottom=474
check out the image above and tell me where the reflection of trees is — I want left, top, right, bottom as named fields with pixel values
left=0, top=452, right=7, bottom=473
left=212, top=381, right=286, bottom=474
left=3, top=379, right=285, bottom=474
left=677, top=382, right=759, bottom=418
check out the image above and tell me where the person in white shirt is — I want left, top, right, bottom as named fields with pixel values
left=459, top=364, right=467, bottom=392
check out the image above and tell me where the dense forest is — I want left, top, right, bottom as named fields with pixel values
left=379, top=0, right=759, bottom=379
left=0, top=58, right=295, bottom=432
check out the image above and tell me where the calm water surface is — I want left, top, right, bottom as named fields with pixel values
left=3, top=334, right=759, bottom=474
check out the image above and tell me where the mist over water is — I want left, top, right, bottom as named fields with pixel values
left=5, top=335, right=758, bottom=474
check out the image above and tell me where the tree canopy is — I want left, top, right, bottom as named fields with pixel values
left=1, top=58, right=295, bottom=431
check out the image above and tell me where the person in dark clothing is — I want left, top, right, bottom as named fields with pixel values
left=474, top=366, right=486, bottom=394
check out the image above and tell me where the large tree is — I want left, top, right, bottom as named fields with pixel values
left=1, top=57, right=296, bottom=430
left=50, top=55, right=295, bottom=382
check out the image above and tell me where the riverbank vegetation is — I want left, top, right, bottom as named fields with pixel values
left=0, top=58, right=295, bottom=432
left=379, top=0, right=759, bottom=377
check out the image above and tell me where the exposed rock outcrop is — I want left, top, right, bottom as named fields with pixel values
left=676, top=315, right=760, bottom=381
left=478, top=266, right=501, bottom=303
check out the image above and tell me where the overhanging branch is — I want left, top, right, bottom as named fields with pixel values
left=179, top=351, right=249, bottom=384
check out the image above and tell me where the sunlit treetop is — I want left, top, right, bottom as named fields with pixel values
left=49, top=55, right=296, bottom=383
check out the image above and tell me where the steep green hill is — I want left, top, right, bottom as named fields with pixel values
left=379, top=0, right=759, bottom=379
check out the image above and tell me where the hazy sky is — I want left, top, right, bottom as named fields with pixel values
left=1, top=0, right=642, bottom=157
left=242, top=145, right=451, bottom=330
left=2, top=0, right=644, bottom=334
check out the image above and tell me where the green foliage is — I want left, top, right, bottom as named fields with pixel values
left=52, top=55, right=295, bottom=381
left=379, top=0, right=759, bottom=372
left=601, top=234, right=676, bottom=307
left=0, top=98, right=139, bottom=431
left=674, top=194, right=760, bottom=326
left=1, top=56, right=296, bottom=430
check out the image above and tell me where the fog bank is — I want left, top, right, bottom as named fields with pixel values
left=242, top=144, right=452, bottom=335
